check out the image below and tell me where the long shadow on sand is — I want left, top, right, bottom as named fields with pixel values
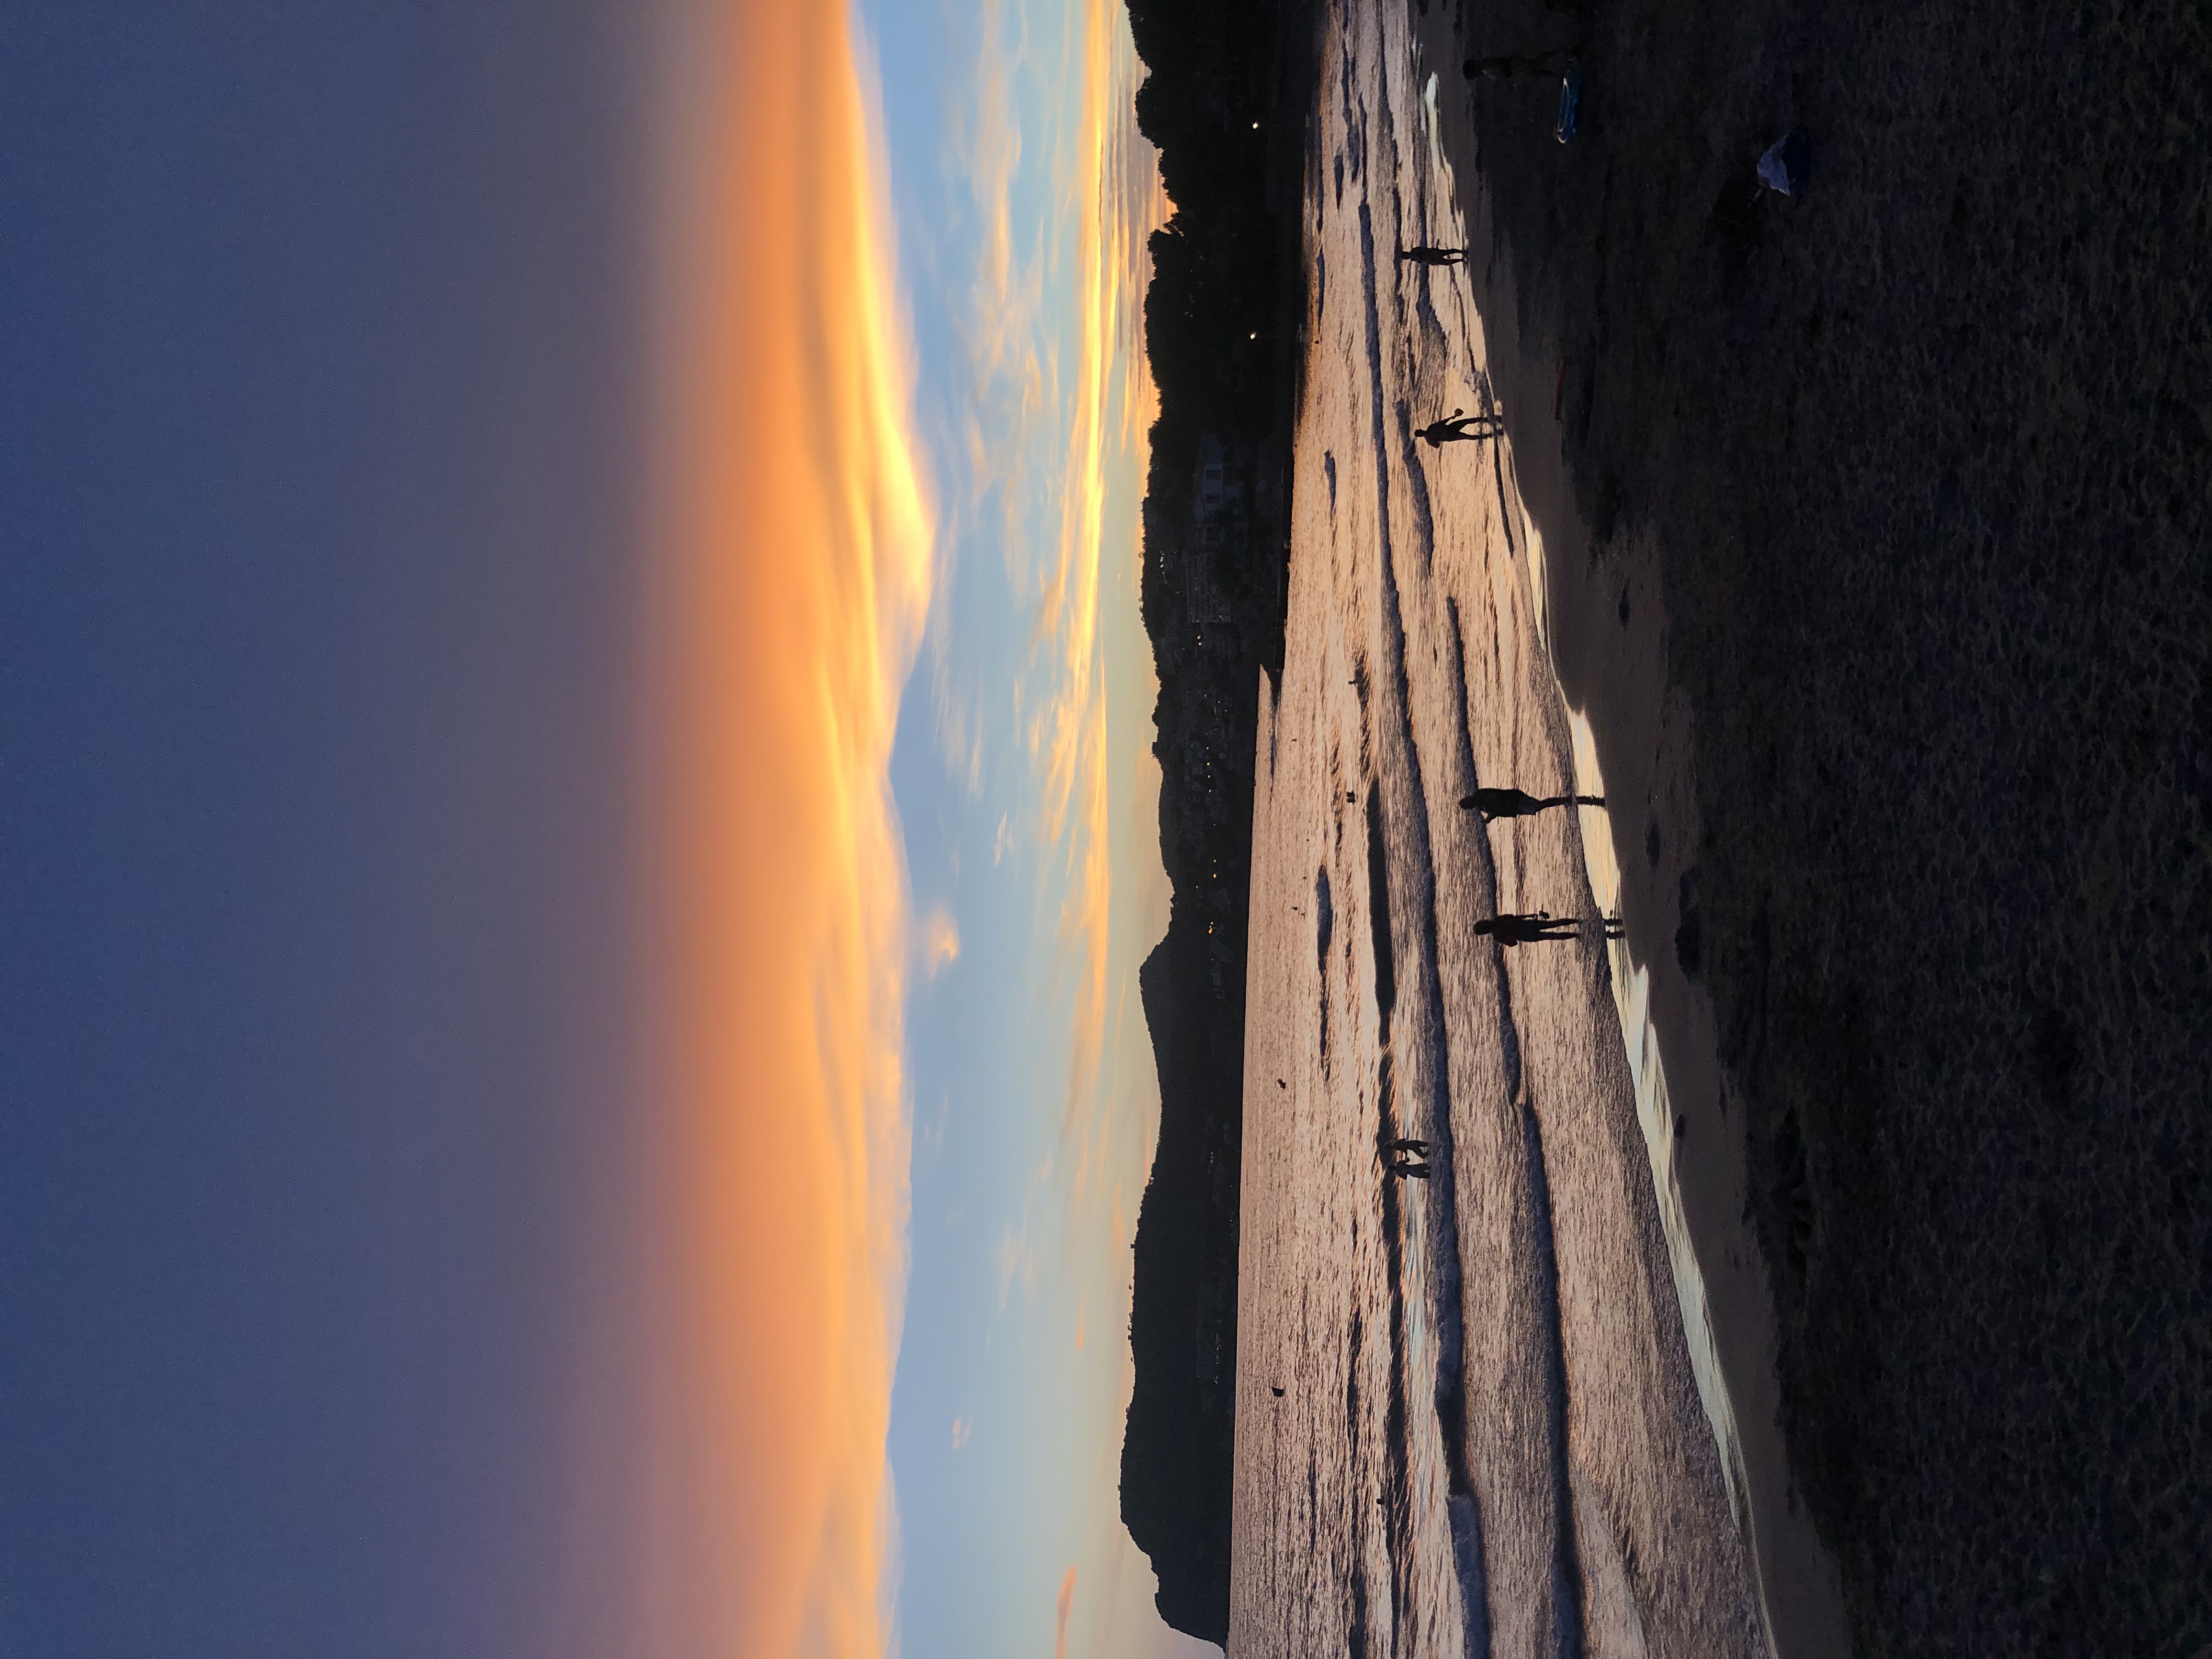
left=1363, top=164, right=1589, bottom=1643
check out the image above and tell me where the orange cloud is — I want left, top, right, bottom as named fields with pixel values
left=1021, top=0, right=1162, bottom=1204
left=1054, top=1566, right=1078, bottom=1659
left=943, top=0, right=1166, bottom=1356
left=921, top=906, right=962, bottom=980
left=628, top=4, right=929, bottom=1657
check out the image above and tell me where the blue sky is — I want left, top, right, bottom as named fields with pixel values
left=1, top=4, right=651, bottom=1651
left=856, top=2, right=1205, bottom=1657
left=0, top=4, right=1200, bottom=1654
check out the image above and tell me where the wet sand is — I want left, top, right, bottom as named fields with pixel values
left=1226, top=4, right=1801, bottom=1653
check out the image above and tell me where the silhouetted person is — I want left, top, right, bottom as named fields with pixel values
left=1398, top=244, right=1466, bottom=267
left=1476, top=911, right=1578, bottom=944
left=1475, top=911, right=1624, bottom=945
left=1458, top=786, right=1605, bottom=820
left=1387, top=1159, right=1434, bottom=1180
left=1386, top=1137, right=1431, bottom=1156
left=1419, top=409, right=1506, bottom=447
left=1463, top=50, right=1579, bottom=80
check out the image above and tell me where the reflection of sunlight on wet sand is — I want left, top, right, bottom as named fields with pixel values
left=1232, top=12, right=1777, bottom=1652
left=1518, top=499, right=1753, bottom=1534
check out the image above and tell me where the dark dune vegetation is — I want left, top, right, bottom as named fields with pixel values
left=1116, top=0, right=1312, bottom=1644
left=1417, top=0, right=2212, bottom=1649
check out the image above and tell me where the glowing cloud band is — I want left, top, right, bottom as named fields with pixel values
left=632, top=4, right=930, bottom=1655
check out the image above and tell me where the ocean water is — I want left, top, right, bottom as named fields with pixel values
left=1225, top=5, right=1768, bottom=1657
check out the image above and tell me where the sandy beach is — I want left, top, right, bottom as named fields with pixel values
left=1413, top=77, right=1853, bottom=1651
left=1403, top=0, right=2212, bottom=1650
left=1412, top=14, right=1855, bottom=1649
left=1222, top=3, right=1854, bottom=1652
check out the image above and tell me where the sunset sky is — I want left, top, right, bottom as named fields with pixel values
left=2, top=3, right=1201, bottom=1657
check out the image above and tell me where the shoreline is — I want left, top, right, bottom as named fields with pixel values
left=1407, top=22, right=1851, bottom=1659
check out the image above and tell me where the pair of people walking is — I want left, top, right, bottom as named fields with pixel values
left=1462, top=786, right=1604, bottom=820
left=1464, top=784, right=1619, bottom=945
left=1382, top=1137, right=1432, bottom=1180
left=1474, top=910, right=1626, bottom=946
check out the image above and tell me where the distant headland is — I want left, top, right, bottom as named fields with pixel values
left=1115, top=0, right=1313, bottom=1644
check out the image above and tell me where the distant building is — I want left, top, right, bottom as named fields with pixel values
left=1192, top=432, right=1252, bottom=547
left=1145, top=428, right=1285, bottom=687
left=1182, top=431, right=1263, bottom=628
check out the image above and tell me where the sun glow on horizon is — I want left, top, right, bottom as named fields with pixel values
left=926, top=7, right=1186, bottom=1654
left=592, top=0, right=1178, bottom=1653
left=973, top=0, right=1167, bottom=1260
left=624, top=4, right=931, bottom=1656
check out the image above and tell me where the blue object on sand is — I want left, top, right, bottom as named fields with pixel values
left=1554, top=70, right=1581, bottom=143
left=1757, top=129, right=1811, bottom=195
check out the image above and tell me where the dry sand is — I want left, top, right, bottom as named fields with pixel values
left=1449, top=179, right=1853, bottom=1659
left=1407, top=0, right=2212, bottom=1650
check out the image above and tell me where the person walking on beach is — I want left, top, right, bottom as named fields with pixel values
left=1398, top=245, right=1466, bottom=267
left=1475, top=911, right=1626, bottom=945
left=1463, top=50, right=1578, bottom=80
left=1459, top=785, right=1605, bottom=820
left=1419, top=408, right=1506, bottom=447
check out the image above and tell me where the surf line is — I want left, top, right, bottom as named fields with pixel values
left=1401, top=18, right=1754, bottom=1531
left=1515, top=493, right=1755, bottom=1534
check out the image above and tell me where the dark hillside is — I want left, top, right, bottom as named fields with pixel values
left=1116, top=0, right=1313, bottom=1645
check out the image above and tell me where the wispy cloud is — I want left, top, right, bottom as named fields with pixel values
left=1054, top=1567, right=1078, bottom=1659
left=953, top=0, right=1163, bottom=1242
left=629, top=5, right=930, bottom=1658
left=921, top=906, right=962, bottom=980
left=996, top=1217, right=1040, bottom=1308
left=950, top=1414, right=973, bottom=1452
left=1030, top=0, right=1166, bottom=1250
